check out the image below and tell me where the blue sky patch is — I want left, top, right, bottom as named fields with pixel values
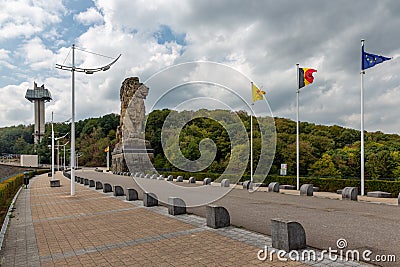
left=153, top=25, right=186, bottom=46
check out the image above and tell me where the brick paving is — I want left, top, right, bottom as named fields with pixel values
left=0, top=173, right=309, bottom=266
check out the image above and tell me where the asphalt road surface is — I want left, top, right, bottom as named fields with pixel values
left=73, top=169, right=400, bottom=267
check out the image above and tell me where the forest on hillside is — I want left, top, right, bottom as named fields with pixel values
left=1, top=110, right=400, bottom=180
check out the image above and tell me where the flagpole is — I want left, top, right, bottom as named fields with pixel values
left=296, top=63, right=300, bottom=190
left=250, top=83, right=254, bottom=183
left=360, top=39, right=365, bottom=196
left=106, top=149, right=110, bottom=171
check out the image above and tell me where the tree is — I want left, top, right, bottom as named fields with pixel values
left=309, top=153, right=341, bottom=177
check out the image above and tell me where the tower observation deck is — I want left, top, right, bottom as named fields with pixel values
left=25, top=82, right=52, bottom=144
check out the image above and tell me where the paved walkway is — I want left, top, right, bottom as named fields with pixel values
left=0, top=172, right=312, bottom=266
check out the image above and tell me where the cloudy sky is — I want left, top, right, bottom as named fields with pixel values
left=1, top=0, right=400, bottom=134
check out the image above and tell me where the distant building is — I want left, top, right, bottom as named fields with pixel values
left=21, top=154, right=38, bottom=167
left=25, top=82, right=52, bottom=144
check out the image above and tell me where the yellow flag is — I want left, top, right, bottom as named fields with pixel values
left=252, top=83, right=265, bottom=102
left=104, top=146, right=109, bottom=152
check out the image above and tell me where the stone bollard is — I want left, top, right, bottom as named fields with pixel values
left=188, top=177, right=196, bottom=183
left=300, top=184, right=313, bottom=196
left=103, top=183, right=112, bottom=193
left=95, top=181, right=103, bottom=190
left=221, top=179, right=230, bottom=187
left=113, top=185, right=124, bottom=196
left=271, top=219, right=306, bottom=252
left=342, top=187, right=358, bottom=201
left=126, top=188, right=139, bottom=201
left=145, top=174, right=151, bottom=179
left=168, top=197, right=186, bottom=215
left=143, top=192, right=158, bottom=207
left=206, top=205, right=230, bottom=229
left=80, top=178, right=85, bottom=184
left=84, top=179, right=89, bottom=185
left=151, top=174, right=158, bottom=179
left=268, top=182, right=280, bottom=193
left=158, top=175, right=165, bottom=180
left=167, top=175, right=174, bottom=181
left=203, top=178, right=212, bottom=185
left=89, top=180, right=95, bottom=187
left=243, top=180, right=253, bottom=190
left=176, top=176, right=183, bottom=182
left=76, top=177, right=80, bottom=183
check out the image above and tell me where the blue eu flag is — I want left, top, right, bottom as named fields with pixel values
left=362, top=46, right=391, bottom=70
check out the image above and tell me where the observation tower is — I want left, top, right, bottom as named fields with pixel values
left=25, top=82, right=52, bottom=144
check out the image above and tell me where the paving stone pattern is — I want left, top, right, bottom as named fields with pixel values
left=0, top=173, right=373, bottom=266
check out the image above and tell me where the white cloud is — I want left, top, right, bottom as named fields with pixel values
left=0, top=82, right=32, bottom=126
left=0, top=0, right=65, bottom=40
left=18, top=37, right=56, bottom=70
left=74, top=7, right=103, bottom=26
left=0, top=49, right=10, bottom=61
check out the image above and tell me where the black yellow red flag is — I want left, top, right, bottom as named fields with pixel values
left=299, top=68, right=317, bottom=88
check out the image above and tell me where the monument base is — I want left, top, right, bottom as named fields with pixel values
left=112, top=137, right=154, bottom=173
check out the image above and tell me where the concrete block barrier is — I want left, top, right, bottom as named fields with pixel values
left=176, top=176, right=183, bottom=182
left=143, top=192, right=158, bottom=207
left=113, top=185, right=124, bottom=196
left=167, top=175, right=174, bottom=181
left=95, top=181, right=103, bottom=190
left=268, top=182, right=280, bottom=193
left=271, top=219, right=306, bottom=252
left=50, top=180, right=60, bottom=187
left=168, top=197, right=186, bottom=215
left=84, top=178, right=89, bottom=185
left=188, top=177, right=196, bottom=183
left=203, top=178, right=211, bottom=185
left=103, top=183, right=112, bottom=193
left=126, top=188, right=138, bottom=201
left=243, top=181, right=253, bottom=190
left=342, top=187, right=358, bottom=201
left=221, top=179, right=230, bottom=187
left=300, top=184, right=313, bottom=196
left=89, top=180, right=95, bottom=187
left=206, top=205, right=230, bottom=229
left=367, top=191, right=391, bottom=198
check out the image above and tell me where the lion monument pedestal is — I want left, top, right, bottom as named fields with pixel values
left=112, top=77, right=154, bottom=173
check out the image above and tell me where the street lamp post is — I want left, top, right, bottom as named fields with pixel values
left=55, top=140, right=69, bottom=170
left=63, top=141, right=69, bottom=170
left=76, top=152, right=83, bottom=170
left=54, top=132, right=68, bottom=172
left=56, top=45, right=120, bottom=196
left=51, top=112, right=54, bottom=180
